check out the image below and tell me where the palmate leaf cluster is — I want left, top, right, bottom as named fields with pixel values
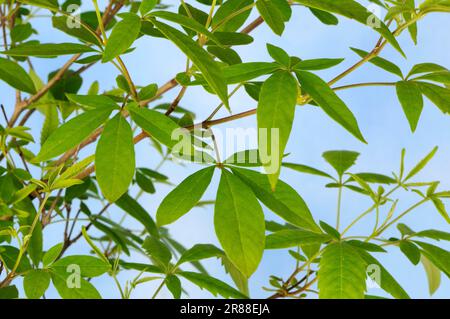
left=0, top=0, right=450, bottom=299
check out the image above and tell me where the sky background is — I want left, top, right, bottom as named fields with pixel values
left=1, top=0, right=450, bottom=299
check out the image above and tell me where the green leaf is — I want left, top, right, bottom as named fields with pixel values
left=407, top=63, right=448, bottom=78
left=43, top=243, right=64, bottom=267
left=166, top=275, right=182, bottom=299
left=322, top=150, right=360, bottom=177
left=266, top=43, right=290, bottom=66
left=415, top=229, right=450, bottom=241
left=293, top=58, right=344, bottom=71
left=399, top=241, right=421, bottom=265
left=404, top=146, right=438, bottom=181
left=139, top=0, right=158, bottom=15
left=156, top=167, right=214, bottom=226
left=0, top=245, right=32, bottom=273
left=356, top=248, right=410, bottom=299
left=265, top=230, right=330, bottom=249
left=95, top=114, right=135, bottom=202
left=396, top=81, right=424, bottom=132
left=9, top=184, right=37, bottom=205
left=221, top=256, right=249, bottom=296
left=257, top=71, right=297, bottom=189
left=293, top=0, right=404, bottom=56
left=320, top=221, right=341, bottom=240
left=51, top=270, right=101, bottom=299
left=23, top=270, right=51, bottom=299
left=224, top=149, right=262, bottom=167
left=152, top=19, right=229, bottom=109
left=51, top=255, right=111, bottom=277
left=431, top=197, right=450, bottom=224
left=351, top=47, right=403, bottom=78
left=178, top=271, right=247, bottom=299
left=0, top=58, right=36, bottom=93
left=0, top=286, right=19, bottom=299
left=283, top=162, right=334, bottom=179
left=212, top=0, right=254, bottom=32
left=318, top=242, right=367, bottom=299
left=347, top=173, right=396, bottom=184
left=33, top=105, right=114, bottom=162
left=142, top=236, right=172, bottom=267
left=178, top=244, right=223, bottom=266
left=2, top=43, right=95, bottom=57
left=66, top=94, right=118, bottom=110
left=116, top=193, right=158, bottom=237
left=256, top=0, right=285, bottom=35
left=417, top=82, right=450, bottom=114
left=221, top=62, right=279, bottom=84
left=103, top=13, right=142, bottom=62
left=52, top=16, right=101, bottom=46
left=150, top=11, right=220, bottom=44
left=128, top=104, right=182, bottom=148
left=296, top=71, right=366, bottom=143
left=214, top=169, right=265, bottom=277
left=346, top=240, right=386, bottom=252
left=421, top=255, right=441, bottom=295
left=231, top=167, right=320, bottom=232
left=309, top=8, right=339, bottom=25
left=415, top=241, right=450, bottom=277
left=17, top=0, right=58, bottom=10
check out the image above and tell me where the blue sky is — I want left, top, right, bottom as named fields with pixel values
left=1, top=0, right=450, bottom=299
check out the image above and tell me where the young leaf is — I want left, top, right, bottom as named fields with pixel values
left=318, top=242, right=367, bottom=298
left=415, top=241, right=450, bottom=277
left=23, top=270, right=51, bottom=299
left=152, top=20, right=229, bottom=109
left=231, top=167, right=320, bottom=232
left=257, top=71, right=298, bottom=189
left=156, top=166, right=215, bottom=226
left=296, top=71, right=366, bottom=143
left=214, top=169, right=265, bottom=277
left=0, top=58, right=36, bottom=93
left=404, top=146, right=438, bottom=181
left=33, top=105, right=114, bottom=162
left=102, top=13, right=142, bottom=62
left=421, top=255, right=442, bottom=295
left=322, top=150, right=360, bottom=177
left=95, top=114, right=135, bottom=202
left=396, top=81, right=424, bottom=132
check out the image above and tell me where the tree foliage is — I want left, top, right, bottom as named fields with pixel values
left=0, top=0, right=450, bottom=299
